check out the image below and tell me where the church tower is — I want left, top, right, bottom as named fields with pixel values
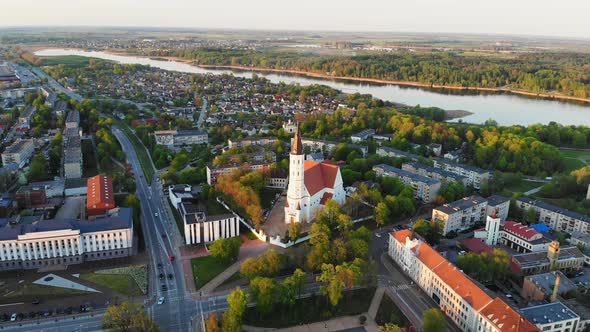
left=285, top=126, right=307, bottom=224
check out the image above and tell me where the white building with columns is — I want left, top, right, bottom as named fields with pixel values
left=0, top=208, right=134, bottom=271
left=284, top=127, right=345, bottom=224
left=180, top=202, right=240, bottom=245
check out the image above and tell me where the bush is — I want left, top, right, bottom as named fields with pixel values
left=359, top=315, right=367, bottom=325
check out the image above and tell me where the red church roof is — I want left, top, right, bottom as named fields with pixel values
left=304, top=160, right=339, bottom=196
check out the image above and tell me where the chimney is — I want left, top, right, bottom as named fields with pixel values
left=550, top=274, right=560, bottom=303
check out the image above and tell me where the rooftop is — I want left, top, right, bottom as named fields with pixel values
left=403, top=161, right=466, bottom=181
left=435, top=195, right=486, bottom=214
left=517, top=197, right=590, bottom=223
left=377, top=146, right=419, bottom=160
left=525, top=271, right=577, bottom=296
left=479, top=298, right=540, bottom=332
left=374, top=164, right=439, bottom=185
left=4, top=139, right=34, bottom=154
left=503, top=221, right=542, bottom=241
left=520, top=302, right=579, bottom=325
left=434, top=158, right=491, bottom=174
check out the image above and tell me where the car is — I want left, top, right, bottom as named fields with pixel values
left=169, top=255, right=175, bottom=262
left=154, top=212, right=159, bottom=217
left=157, top=297, right=165, bottom=305
left=10, top=313, right=17, bottom=322
left=161, top=284, right=168, bottom=291
left=505, top=293, right=513, bottom=298
left=159, top=273, right=164, bottom=280
left=157, top=263, right=163, bottom=269
left=162, top=234, right=167, bottom=238
left=168, top=273, right=173, bottom=280
left=458, top=250, right=467, bottom=256
left=375, top=232, right=382, bottom=238
left=32, top=299, right=40, bottom=305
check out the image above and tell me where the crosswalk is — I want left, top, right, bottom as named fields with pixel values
left=390, top=283, right=415, bottom=291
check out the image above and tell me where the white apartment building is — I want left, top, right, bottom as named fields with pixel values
left=1, top=138, right=35, bottom=167
left=433, top=195, right=510, bottom=235
left=154, top=130, right=208, bottom=147
left=373, top=164, right=441, bottom=203
left=432, top=159, right=492, bottom=189
left=388, top=229, right=539, bottom=332
left=376, top=146, right=419, bottom=161
left=516, top=197, right=590, bottom=234
left=402, top=161, right=468, bottom=186
left=180, top=202, right=240, bottom=245
left=0, top=208, right=133, bottom=271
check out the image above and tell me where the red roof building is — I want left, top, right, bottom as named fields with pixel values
left=87, top=175, right=115, bottom=216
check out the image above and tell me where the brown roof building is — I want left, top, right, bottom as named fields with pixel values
left=87, top=175, right=115, bottom=216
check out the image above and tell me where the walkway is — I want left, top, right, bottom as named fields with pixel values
left=242, top=314, right=379, bottom=332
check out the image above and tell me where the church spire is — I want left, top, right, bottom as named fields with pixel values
left=291, top=124, right=303, bottom=155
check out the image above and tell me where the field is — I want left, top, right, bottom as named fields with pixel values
left=191, top=256, right=233, bottom=289
left=559, top=148, right=590, bottom=172
left=40, top=55, right=105, bottom=67
left=2, top=284, right=91, bottom=303
left=504, top=180, right=541, bottom=194
left=80, top=273, right=143, bottom=297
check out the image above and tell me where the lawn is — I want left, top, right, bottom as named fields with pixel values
left=2, top=283, right=91, bottom=303
left=243, top=287, right=375, bottom=328
left=504, top=180, right=541, bottom=194
left=80, top=273, right=143, bottom=297
left=82, top=139, right=99, bottom=177
left=559, top=148, right=590, bottom=172
left=191, top=255, right=233, bottom=289
left=40, top=55, right=106, bottom=67
left=117, top=122, right=155, bottom=184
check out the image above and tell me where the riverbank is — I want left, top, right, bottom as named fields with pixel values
left=198, top=64, right=590, bottom=105
left=32, top=47, right=590, bottom=105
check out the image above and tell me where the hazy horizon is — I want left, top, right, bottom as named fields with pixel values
left=1, top=0, right=590, bottom=39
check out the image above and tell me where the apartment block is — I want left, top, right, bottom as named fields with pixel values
left=373, top=164, right=441, bottom=203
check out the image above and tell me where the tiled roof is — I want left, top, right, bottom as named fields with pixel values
left=304, top=160, right=338, bottom=196
left=480, top=298, right=540, bottom=332
left=433, top=261, right=493, bottom=310
left=87, top=175, right=115, bottom=211
left=503, top=221, right=540, bottom=241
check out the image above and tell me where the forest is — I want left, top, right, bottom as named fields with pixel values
left=146, top=48, right=590, bottom=98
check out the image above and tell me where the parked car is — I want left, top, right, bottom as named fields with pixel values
left=161, top=284, right=167, bottom=291
left=32, top=299, right=40, bottom=305
left=10, top=313, right=17, bottom=321
left=168, top=273, right=173, bottom=280
left=159, top=273, right=164, bottom=280
left=157, top=297, right=165, bottom=305
left=169, top=255, right=175, bottom=262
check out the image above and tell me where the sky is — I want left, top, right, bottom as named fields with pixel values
left=1, top=0, right=590, bottom=38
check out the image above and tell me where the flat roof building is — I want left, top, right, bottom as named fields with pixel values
left=520, top=302, right=579, bottom=332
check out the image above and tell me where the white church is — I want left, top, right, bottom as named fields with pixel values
left=284, top=127, right=346, bottom=224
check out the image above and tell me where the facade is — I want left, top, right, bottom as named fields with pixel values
left=0, top=208, right=134, bottom=271
left=500, top=221, right=551, bottom=253
left=1, top=138, right=35, bottom=167
left=376, top=146, right=419, bottom=161
left=512, top=242, right=585, bottom=275
left=402, top=161, right=468, bottom=186
left=388, top=229, right=539, bottom=332
left=373, top=164, right=441, bottom=203
left=65, top=110, right=79, bottom=129
left=15, top=185, right=47, bottom=208
left=18, top=105, right=36, bottom=128
left=486, top=195, right=511, bottom=222
left=206, top=161, right=272, bottom=185
left=168, top=184, right=193, bottom=209
left=516, top=197, right=590, bottom=234
left=432, top=159, right=492, bottom=189
left=301, top=137, right=368, bottom=157
left=227, top=137, right=278, bottom=149
left=350, top=129, right=375, bottom=142
left=86, top=175, right=115, bottom=216
left=154, top=129, right=208, bottom=147
left=180, top=202, right=240, bottom=245
left=63, top=124, right=83, bottom=179
left=520, top=302, right=580, bottom=332
left=284, top=127, right=346, bottom=224
left=433, top=196, right=488, bottom=235
left=521, top=271, right=577, bottom=302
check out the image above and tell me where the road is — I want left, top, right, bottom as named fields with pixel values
left=196, top=97, right=207, bottom=128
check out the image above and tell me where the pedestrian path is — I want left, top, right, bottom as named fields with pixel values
left=367, top=287, right=385, bottom=320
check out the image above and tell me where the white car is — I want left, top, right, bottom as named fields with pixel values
left=10, top=313, right=17, bottom=321
left=154, top=212, right=159, bottom=217
left=157, top=297, right=165, bottom=305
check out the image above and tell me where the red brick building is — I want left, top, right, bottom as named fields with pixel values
left=15, top=185, right=47, bottom=208
left=87, top=175, right=115, bottom=216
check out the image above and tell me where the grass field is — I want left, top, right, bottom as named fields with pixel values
left=117, top=122, right=155, bottom=183
left=559, top=148, right=590, bottom=172
left=191, top=256, right=233, bottom=290
left=504, top=180, right=542, bottom=194
left=40, top=55, right=105, bottom=67
left=80, top=273, right=143, bottom=297
left=3, top=283, right=91, bottom=303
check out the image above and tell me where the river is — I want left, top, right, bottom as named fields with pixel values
left=35, top=48, right=590, bottom=127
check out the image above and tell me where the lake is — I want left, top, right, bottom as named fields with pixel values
left=35, top=48, right=590, bottom=126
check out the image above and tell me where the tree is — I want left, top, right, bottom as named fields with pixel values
left=379, top=324, right=402, bottom=332
left=250, top=277, right=277, bottom=316
left=205, top=313, right=221, bottom=332
left=222, top=288, right=248, bottom=332
left=280, top=268, right=307, bottom=306
left=239, top=249, right=283, bottom=280
left=317, top=261, right=361, bottom=307
left=288, top=222, right=302, bottom=241
left=209, top=238, right=242, bottom=262
left=28, top=153, right=48, bottom=182
left=103, top=301, right=159, bottom=332
left=374, top=202, right=391, bottom=226
left=422, top=308, right=446, bottom=332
